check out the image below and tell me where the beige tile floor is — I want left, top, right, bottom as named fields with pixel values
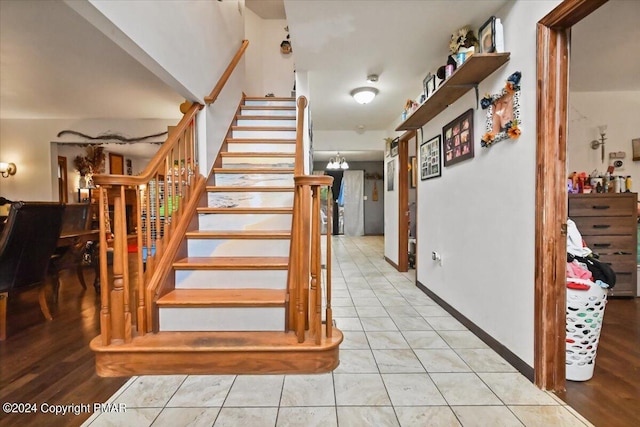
left=83, top=236, right=593, bottom=427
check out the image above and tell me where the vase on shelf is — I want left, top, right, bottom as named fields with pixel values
left=79, top=175, right=87, bottom=189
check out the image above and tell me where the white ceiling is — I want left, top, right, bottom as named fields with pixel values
left=0, top=0, right=184, bottom=120
left=1, top=0, right=638, bottom=161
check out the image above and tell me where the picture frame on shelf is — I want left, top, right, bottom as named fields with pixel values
left=479, top=16, right=496, bottom=53
left=443, top=109, right=474, bottom=167
left=423, top=73, right=435, bottom=99
left=420, top=134, right=442, bottom=180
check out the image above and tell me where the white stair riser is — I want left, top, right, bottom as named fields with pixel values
left=175, top=270, right=287, bottom=289
left=240, top=109, right=295, bottom=117
left=244, top=100, right=295, bottom=107
left=221, top=157, right=294, bottom=169
left=159, top=307, right=285, bottom=332
left=199, top=213, right=292, bottom=231
left=232, top=130, right=296, bottom=139
left=236, top=119, right=295, bottom=127
left=227, top=143, right=296, bottom=153
left=187, top=239, right=290, bottom=257
left=215, top=173, right=293, bottom=187
left=208, top=192, right=294, bottom=208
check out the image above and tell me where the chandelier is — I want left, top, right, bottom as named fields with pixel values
left=326, top=152, right=349, bottom=170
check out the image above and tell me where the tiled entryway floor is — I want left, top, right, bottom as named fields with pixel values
left=84, top=236, right=592, bottom=426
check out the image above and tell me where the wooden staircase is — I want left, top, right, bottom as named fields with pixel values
left=91, top=96, right=342, bottom=376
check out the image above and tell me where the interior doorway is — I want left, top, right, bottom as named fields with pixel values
left=535, top=0, right=609, bottom=392
left=57, top=156, right=68, bottom=203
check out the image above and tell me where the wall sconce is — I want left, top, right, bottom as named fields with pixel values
left=326, top=153, right=349, bottom=170
left=0, top=162, right=17, bottom=178
left=590, top=125, right=607, bottom=163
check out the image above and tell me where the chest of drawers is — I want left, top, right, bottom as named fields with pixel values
left=568, top=193, right=637, bottom=297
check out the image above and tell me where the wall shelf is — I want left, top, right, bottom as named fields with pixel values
left=396, top=53, right=510, bottom=131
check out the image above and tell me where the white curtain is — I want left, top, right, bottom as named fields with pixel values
left=343, top=170, right=364, bottom=236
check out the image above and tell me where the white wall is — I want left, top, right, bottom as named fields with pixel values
left=568, top=91, right=640, bottom=190
left=244, top=8, right=295, bottom=97
left=411, top=0, right=562, bottom=367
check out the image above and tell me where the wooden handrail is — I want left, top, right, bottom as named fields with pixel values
left=204, top=40, right=249, bottom=105
left=93, top=103, right=202, bottom=187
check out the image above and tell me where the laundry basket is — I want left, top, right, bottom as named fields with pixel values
left=566, top=279, right=608, bottom=381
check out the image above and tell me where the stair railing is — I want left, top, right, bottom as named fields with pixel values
left=287, top=96, right=334, bottom=343
left=204, top=40, right=249, bottom=105
left=92, top=102, right=205, bottom=344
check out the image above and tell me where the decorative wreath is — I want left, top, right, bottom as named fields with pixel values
left=480, top=71, right=522, bottom=147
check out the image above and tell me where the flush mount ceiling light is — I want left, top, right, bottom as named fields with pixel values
left=351, top=87, right=378, bottom=104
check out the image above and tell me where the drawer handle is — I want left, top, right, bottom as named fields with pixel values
left=617, top=272, right=632, bottom=276
left=593, top=243, right=611, bottom=248
left=592, top=224, right=611, bottom=229
left=614, top=251, right=633, bottom=255
left=591, top=205, right=610, bottom=210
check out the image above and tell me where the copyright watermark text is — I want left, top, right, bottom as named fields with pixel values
left=2, top=402, right=127, bottom=416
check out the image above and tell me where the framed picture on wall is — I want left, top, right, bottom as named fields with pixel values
left=420, top=135, right=442, bottom=180
left=633, top=138, right=640, bottom=161
left=443, top=109, right=474, bottom=167
left=387, top=159, right=395, bottom=191
left=109, top=153, right=124, bottom=174
left=390, top=137, right=399, bottom=157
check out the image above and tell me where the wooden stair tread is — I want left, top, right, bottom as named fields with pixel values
left=173, top=256, right=289, bottom=270
left=197, top=207, right=292, bottom=213
left=226, top=138, right=295, bottom=144
left=92, top=327, right=342, bottom=353
left=232, top=126, right=295, bottom=131
left=213, top=168, right=294, bottom=174
left=244, top=96, right=295, bottom=101
left=91, top=325, right=342, bottom=376
left=236, top=115, right=295, bottom=121
left=207, top=186, right=294, bottom=192
left=186, top=230, right=291, bottom=239
left=240, top=105, right=295, bottom=111
left=157, top=289, right=286, bottom=307
left=220, top=152, right=295, bottom=157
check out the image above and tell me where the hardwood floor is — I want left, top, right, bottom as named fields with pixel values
left=0, top=268, right=129, bottom=427
left=1, top=261, right=637, bottom=427
left=558, top=297, right=640, bottom=427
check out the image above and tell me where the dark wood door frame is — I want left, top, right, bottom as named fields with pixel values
left=535, top=0, right=608, bottom=391
left=396, top=130, right=415, bottom=272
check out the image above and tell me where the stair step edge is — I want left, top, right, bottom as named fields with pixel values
left=213, top=168, right=294, bottom=174
left=157, top=289, right=286, bottom=307
left=226, top=139, right=296, bottom=143
left=220, top=152, right=295, bottom=157
left=173, top=256, right=289, bottom=270
left=186, top=230, right=291, bottom=239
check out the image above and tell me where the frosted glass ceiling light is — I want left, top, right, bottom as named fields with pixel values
left=351, top=87, right=378, bottom=104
